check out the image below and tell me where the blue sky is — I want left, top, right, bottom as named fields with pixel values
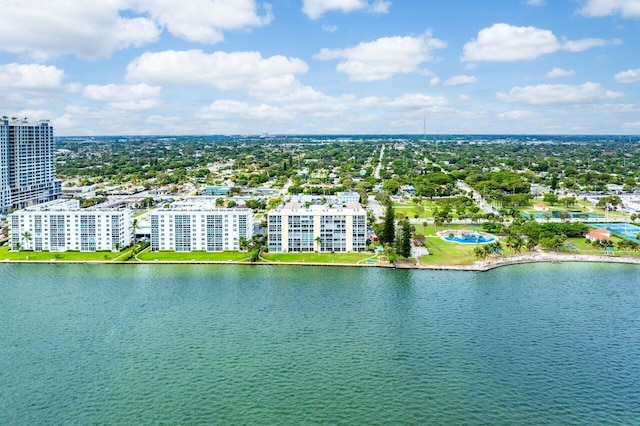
left=0, top=0, right=639, bottom=135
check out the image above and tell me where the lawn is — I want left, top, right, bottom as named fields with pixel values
left=261, top=252, right=374, bottom=264
left=137, top=250, right=249, bottom=262
left=414, top=224, right=492, bottom=265
left=393, top=200, right=435, bottom=219
left=0, top=246, right=127, bottom=261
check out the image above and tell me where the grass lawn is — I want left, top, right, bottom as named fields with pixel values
left=261, top=252, right=374, bottom=264
left=0, top=246, right=126, bottom=261
left=418, top=235, right=482, bottom=265
left=561, top=236, right=640, bottom=257
left=137, top=250, right=249, bottom=262
left=393, top=201, right=435, bottom=219
left=414, top=223, right=484, bottom=237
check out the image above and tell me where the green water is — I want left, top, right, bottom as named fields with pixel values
left=1, top=263, right=639, bottom=425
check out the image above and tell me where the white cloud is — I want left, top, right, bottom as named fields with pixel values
left=459, top=94, right=471, bottom=101
left=462, top=23, right=560, bottom=62
left=562, top=37, right=621, bottom=52
left=623, top=121, right=640, bottom=128
left=322, top=25, right=339, bottom=32
left=0, top=1, right=273, bottom=59
left=314, top=32, right=445, bottom=81
left=546, top=68, right=575, bottom=78
left=462, top=23, right=615, bottom=62
left=196, top=100, right=293, bottom=120
left=443, top=75, right=477, bottom=87
left=131, top=0, right=273, bottom=44
left=302, top=0, right=391, bottom=19
left=126, top=50, right=308, bottom=92
left=386, top=93, right=449, bottom=109
left=578, top=0, right=640, bottom=18
left=615, top=68, right=640, bottom=83
left=526, top=0, right=546, bottom=6
left=83, top=83, right=163, bottom=110
left=370, top=0, right=392, bottom=14
left=497, top=110, right=539, bottom=120
left=0, top=63, right=64, bottom=90
left=0, top=63, right=79, bottom=107
left=429, top=77, right=440, bottom=86
left=497, top=82, right=623, bottom=105
left=0, top=1, right=160, bottom=60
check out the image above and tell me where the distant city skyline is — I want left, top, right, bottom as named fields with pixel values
left=0, top=0, right=639, bottom=135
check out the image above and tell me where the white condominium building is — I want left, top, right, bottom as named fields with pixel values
left=9, top=199, right=132, bottom=252
left=0, top=118, right=61, bottom=212
left=150, top=201, right=253, bottom=252
left=268, top=203, right=366, bottom=253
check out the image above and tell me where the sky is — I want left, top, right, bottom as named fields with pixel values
left=1, top=0, right=639, bottom=136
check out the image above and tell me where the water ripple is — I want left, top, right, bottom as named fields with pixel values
left=1, top=263, right=639, bottom=424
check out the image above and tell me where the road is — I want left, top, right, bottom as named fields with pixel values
left=373, top=145, right=385, bottom=179
left=455, top=180, right=498, bottom=214
left=280, top=178, right=292, bottom=197
left=368, top=195, right=384, bottom=220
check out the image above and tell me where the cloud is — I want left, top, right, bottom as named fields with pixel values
left=497, top=110, right=539, bottom=120
left=0, top=1, right=160, bottom=60
left=0, top=1, right=273, bottom=59
left=546, top=67, right=575, bottom=78
left=302, top=0, right=391, bottom=19
left=0, top=63, right=64, bottom=90
left=429, top=77, right=440, bottom=86
left=0, top=63, right=80, bottom=107
left=462, top=23, right=615, bottom=62
left=526, top=0, right=546, bottom=6
left=443, top=75, right=477, bottom=87
left=83, top=83, right=163, bottom=110
left=615, top=68, right=640, bottom=83
left=126, top=50, right=308, bottom=91
left=578, top=0, right=640, bottom=18
left=314, top=31, right=445, bottom=81
left=322, top=25, right=339, bottom=32
left=497, top=82, right=623, bottom=105
left=562, top=37, right=621, bottom=52
left=196, top=100, right=293, bottom=120
left=131, top=0, right=273, bottom=44
left=385, top=93, right=449, bottom=109
left=462, top=24, right=560, bottom=62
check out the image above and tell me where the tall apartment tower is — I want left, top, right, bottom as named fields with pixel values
left=0, top=117, right=61, bottom=213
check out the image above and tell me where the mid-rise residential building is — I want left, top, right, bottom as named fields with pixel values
left=9, top=199, right=131, bottom=252
left=150, top=200, right=253, bottom=252
left=268, top=202, right=366, bottom=253
left=0, top=118, right=61, bottom=213
left=337, top=191, right=360, bottom=204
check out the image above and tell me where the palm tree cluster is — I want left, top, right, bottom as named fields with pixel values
left=473, top=241, right=503, bottom=260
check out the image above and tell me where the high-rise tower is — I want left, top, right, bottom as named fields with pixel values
left=0, top=117, right=61, bottom=213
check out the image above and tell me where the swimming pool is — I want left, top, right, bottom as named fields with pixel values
left=444, top=232, right=495, bottom=244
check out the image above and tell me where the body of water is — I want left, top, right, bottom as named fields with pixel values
left=1, top=263, right=639, bottom=424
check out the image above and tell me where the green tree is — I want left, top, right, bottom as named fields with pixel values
left=21, top=231, right=33, bottom=250
left=396, top=221, right=413, bottom=258
left=473, top=246, right=487, bottom=260
left=380, top=202, right=396, bottom=244
left=130, top=218, right=140, bottom=247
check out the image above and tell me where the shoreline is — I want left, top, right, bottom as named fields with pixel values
left=3, top=252, right=640, bottom=271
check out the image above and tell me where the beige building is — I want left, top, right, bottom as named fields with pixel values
left=268, top=202, right=366, bottom=253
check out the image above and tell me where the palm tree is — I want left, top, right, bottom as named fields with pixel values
left=512, top=236, right=525, bottom=253
left=239, top=236, right=249, bottom=252
left=473, top=246, right=486, bottom=260
left=130, top=218, right=139, bottom=247
left=21, top=231, right=32, bottom=251
left=314, top=236, right=322, bottom=252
